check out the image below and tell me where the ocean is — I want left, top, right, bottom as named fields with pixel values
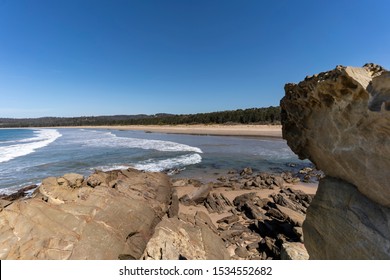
left=0, top=128, right=309, bottom=194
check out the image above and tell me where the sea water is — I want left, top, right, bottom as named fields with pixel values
left=0, top=128, right=309, bottom=194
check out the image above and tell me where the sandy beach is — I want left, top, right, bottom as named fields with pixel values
left=54, top=124, right=283, bottom=138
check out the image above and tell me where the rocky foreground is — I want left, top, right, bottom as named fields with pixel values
left=281, top=63, right=390, bottom=259
left=0, top=167, right=318, bottom=260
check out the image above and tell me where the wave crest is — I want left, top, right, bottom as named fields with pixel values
left=83, top=130, right=203, bottom=153
left=0, top=129, right=62, bottom=163
left=97, top=153, right=202, bottom=173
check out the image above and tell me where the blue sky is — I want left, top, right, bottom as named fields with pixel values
left=0, top=0, right=389, bottom=118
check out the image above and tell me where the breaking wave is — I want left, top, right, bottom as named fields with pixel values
left=97, top=153, right=202, bottom=173
left=0, top=129, right=62, bottom=163
left=82, top=131, right=203, bottom=153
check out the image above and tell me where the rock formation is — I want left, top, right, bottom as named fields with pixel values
left=0, top=169, right=172, bottom=259
left=173, top=169, right=313, bottom=260
left=143, top=212, right=230, bottom=260
left=304, top=177, right=390, bottom=259
left=281, top=63, right=390, bottom=259
left=0, top=166, right=313, bottom=260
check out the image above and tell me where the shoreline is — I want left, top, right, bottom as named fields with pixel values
left=0, top=124, right=296, bottom=194
left=0, top=166, right=317, bottom=260
left=44, top=124, right=283, bottom=138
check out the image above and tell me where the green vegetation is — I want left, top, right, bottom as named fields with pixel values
left=0, top=106, right=281, bottom=127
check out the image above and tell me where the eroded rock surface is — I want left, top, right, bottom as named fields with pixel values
left=281, top=63, right=390, bottom=207
left=174, top=170, right=313, bottom=260
left=0, top=169, right=172, bottom=260
left=281, top=63, right=390, bottom=259
left=142, top=212, right=230, bottom=260
left=304, top=177, right=390, bottom=259
left=0, top=166, right=314, bottom=260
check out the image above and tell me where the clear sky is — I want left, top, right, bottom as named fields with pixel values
left=1, top=0, right=389, bottom=118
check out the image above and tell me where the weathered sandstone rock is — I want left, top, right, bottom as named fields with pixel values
left=304, top=177, right=390, bottom=259
left=281, top=63, right=390, bottom=259
left=0, top=168, right=172, bottom=260
left=280, top=242, right=309, bottom=260
left=179, top=184, right=212, bottom=206
left=142, top=212, right=230, bottom=260
left=276, top=205, right=305, bottom=227
left=281, top=63, right=390, bottom=207
left=1, top=167, right=315, bottom=260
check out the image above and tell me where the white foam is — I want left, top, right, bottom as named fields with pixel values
left=133, top=153, right=202, bottom=172
left=95, top=153, right=202, bottom=173
left=96, top=164, right=132, bottom=172
left=83, top=130, right=203, bottom=153
left=0, top=129, right=62, bottom=163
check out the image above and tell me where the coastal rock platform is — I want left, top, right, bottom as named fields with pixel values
left=0, top=169, right=172, bottom=259
left=0, top=167, right=316, bottom=260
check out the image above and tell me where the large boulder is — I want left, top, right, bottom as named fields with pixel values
left=0, top=168, right=172, bottom=260
left=282, top=63, right=390, bottom=207
left=281, top=63, right=390, bottom=259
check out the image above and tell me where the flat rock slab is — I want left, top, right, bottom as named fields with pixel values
left=276, top=204, right=305, bottom=227
left=0, top=169, right=172, bottom=260
left=143, top=214, right=230, bottom=260
left=280, top=242, right=309, bottom=260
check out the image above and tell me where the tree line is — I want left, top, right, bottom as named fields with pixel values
left=0, top=106, right=281, bottom=127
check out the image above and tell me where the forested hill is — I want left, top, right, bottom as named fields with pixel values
left=0, top=106, right=280, bottom=127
